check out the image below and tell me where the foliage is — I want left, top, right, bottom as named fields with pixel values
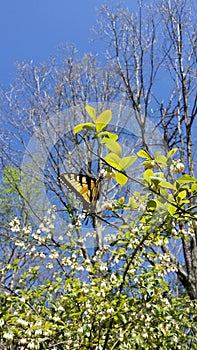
left=0, top=271, right=196, bottom=349
left=0, top=166, right=24, bottom=223
left=1, top=106, right=197, bottom=349
left=0, top=0, right=197, bottom=348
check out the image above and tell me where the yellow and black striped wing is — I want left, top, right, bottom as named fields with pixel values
left=59, top=173, right=100, bottom=211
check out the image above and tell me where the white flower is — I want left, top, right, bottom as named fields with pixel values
left=32, top=232, right=40, bottom=240
left=35, top=320, right=42, bottom=327
left=85, top=300, right=92, bottom=309
left=17, top=318, right=28, bottom=327
left=35, top=328, right=42, bottom=335
left=39, top=236, right=47, bottom=243
left=97, top=290, right=106, bottom=298
left=75, top=219, right=82, bottom=227
left=132, top=227, right=139, bottom=234
left=175, top=162, right=185, bottom=173
left=46, top=263, right=53, bottom=269
left=53, top=316, right=60, bottom=322
left=43, top=329, right=53, bottom=336
left=100, top=281, right=107, bottom=289
left=15, top=240, right=25, bottom=247
left=30, top=246, right=36, bottom=252
left=39, top=252, right=46, bottom=259
left=78, top=213, right=86, bottom=220
left=86, top=265, right=93, bottom=272
left=142, top=332, right=148, bottom=338
left=118, top=329, right=124, bottom=341
left=85, top=258, right=91, bottom=265
left=39, top=223, right=51, bottom=233
left=138, top=203, right=146, bottom=212
left=9, top=217, right=20, bottom=232
left=76, top=265, right=84, bottom=271
left=47, top=205, right=56, bottom=214
left=146, top=302, right=151, bottom=309
left=101, top=168, right=116, bottom=180
left=171, top=228, right=178, bottom=236
left=57, top=305, right=65, bottom=312
left=104, top=234, right=114, bottom=242
left=27, top=342, right=36, bottom=349
left=48, top=223, right=54, bottom=231
left=170, top=160, right=185, bottom=174
left=99, top=263, right=108, bottom=272
left=77, top=327, right=83, bottom=334
left=114, top=256, right=120, bottom=264
left=3, top=332, right=14, bottom=340
left=49, top=250, right=59, bottom=259
left=110, top=273, right=117, bottom=284
left=62, top=257, right=72, bottom=266
left=19, top=338, right=27, bottom=344
left=22, top=225, right=31, bottom=235
left=106, top=307, right=114, bottom=314
left=82, top=286, right=89, bottom=294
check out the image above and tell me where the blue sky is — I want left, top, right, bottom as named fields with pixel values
left=0, top=0, right=111, bottom=86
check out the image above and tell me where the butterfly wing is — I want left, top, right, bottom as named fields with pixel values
left=59, top=173, right=100, bottom=211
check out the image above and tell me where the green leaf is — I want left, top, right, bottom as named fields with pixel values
left=150, top=177, right=164, bottom=190
left=160, top=187, right=170, bottom=199
left=98, top=131, right=118, bottom=141
left=167, top=148, right=178, bottom=158
left=177, top=175, right=197, bottom=183
left=104, top=139, right=122, bottom=156
left=126, top=231, right=131, bottom=240
left=105, top=153, right=121, bottom=170
left=159, top=180, right=174, bottom=189
left=177, top=189, right=187, bottom=200
left=110, top=239, right=120, bottom=246
left=191, top=183, right=197, bottom=193
left=147, top=199, right=158, bottom=211
left=120, top=313, right=127, bottom=324
left=56, top=277, right=62, bottom=283
left=168, top=203, right=177, bottom=215
left=155, top=155, right=167, bottom=165
left=12, top=258, right=21, bottom=267
left=85, top=104, right=96, bottom=122
left=144, top=169, right=154, bottom=182
left=74, top=122, right=95, bottom=134
left=137, top=149, right=151, bottom=159
left=118, top=196, right=125, bottom=204
left=119, top=156, right=137, bottom=169
left=115, top=172, right=128, bottom=186
left=96, top=110, right=112, bottom=132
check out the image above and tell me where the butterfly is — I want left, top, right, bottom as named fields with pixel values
left=58, top=173, right=101, bottom=212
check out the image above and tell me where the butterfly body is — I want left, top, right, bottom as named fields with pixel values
left=59, top=173, right=101, bottom=212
